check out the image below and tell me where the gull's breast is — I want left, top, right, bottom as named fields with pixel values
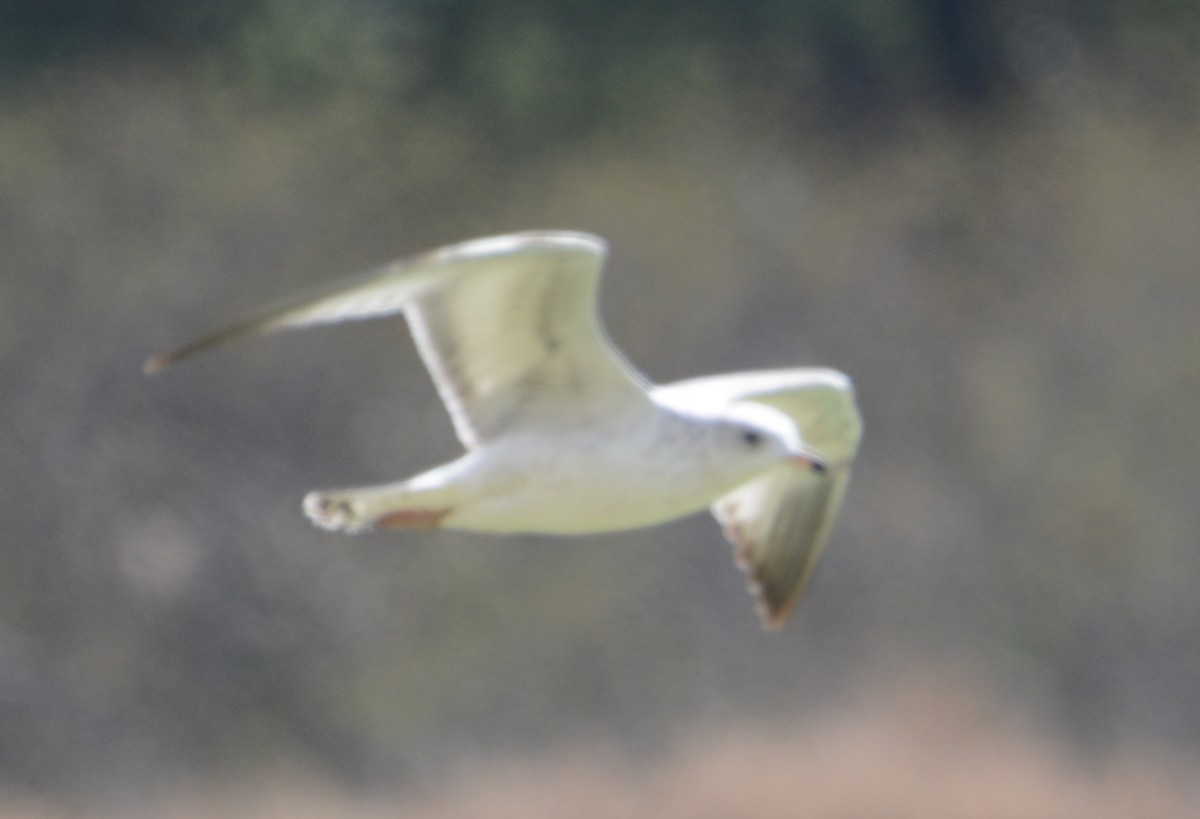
left=443, top=425, right=728, bottom=535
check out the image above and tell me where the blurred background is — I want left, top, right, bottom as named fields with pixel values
left=2, top=1, right=1199, bottom=815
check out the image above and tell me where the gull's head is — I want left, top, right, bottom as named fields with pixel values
left=714, top=402, right=829, bottom=478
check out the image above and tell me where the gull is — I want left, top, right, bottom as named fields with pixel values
left=145, top=231, right=861, bottom=627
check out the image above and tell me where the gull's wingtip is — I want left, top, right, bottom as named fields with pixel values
left=726, top=522, right=805, bottom=631
left=143, top=342, right=199, bottom=376
left=141, top=318, right=266, bottom=377
left=746, top=572, right=800, bottom=631
left=143, top=352, right=171, bottom=376
left=757, top=596, right=798, bottom=631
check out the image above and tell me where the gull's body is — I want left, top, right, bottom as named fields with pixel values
left=146, top=232, right=861, bottom=627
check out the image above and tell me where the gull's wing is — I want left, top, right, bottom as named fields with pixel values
left=655, top=368, right=861, bottom=628
left=145, top=231, right=654, bottom=448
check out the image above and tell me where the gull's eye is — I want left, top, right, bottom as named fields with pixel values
left=741, top=429, right=762, bottom=447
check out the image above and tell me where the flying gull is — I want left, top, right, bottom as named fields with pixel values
left=145, top=231, right=862, bottom=627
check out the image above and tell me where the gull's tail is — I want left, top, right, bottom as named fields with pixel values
left=303, top=475, right=460, bottom=533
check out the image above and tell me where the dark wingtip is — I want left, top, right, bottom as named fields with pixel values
left=747, top=553, right=807, bottom=631
left=143, top=352, right=171, bottom=376
left=755, top=583, right=798, bottom=631
left=141, top=325, right=242, bottom=376
left=144, top=344, right=195, bottom=375
left=758, top=603, right=788, bottom=631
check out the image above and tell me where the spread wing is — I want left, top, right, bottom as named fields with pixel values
left=655, top=368, right=861, bottom=628
left=145, top=231, right=654, bottom=448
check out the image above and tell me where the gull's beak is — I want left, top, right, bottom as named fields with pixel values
left=789, top=450, right=829, bottom=475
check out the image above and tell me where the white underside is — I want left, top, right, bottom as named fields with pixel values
left=309, top=408, right=799, bottom=536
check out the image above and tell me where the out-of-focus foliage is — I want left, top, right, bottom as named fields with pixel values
left=0, top=2, right=252, bottom=70
left=5, top=1, right=1200, bottom=140
left=1, top=0, right=1199, bottom=811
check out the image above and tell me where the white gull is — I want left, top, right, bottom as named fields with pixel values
left=145, top=231, right=862, bottom=627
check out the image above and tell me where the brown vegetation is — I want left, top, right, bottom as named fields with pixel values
left=21, top=675, right=1195, bottom=818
